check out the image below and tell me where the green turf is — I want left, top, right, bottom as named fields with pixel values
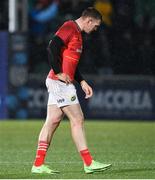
left=0, top=120, right=155, bottom=179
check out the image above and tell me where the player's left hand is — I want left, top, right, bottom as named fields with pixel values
left=80, top=80, right=93, bottom=99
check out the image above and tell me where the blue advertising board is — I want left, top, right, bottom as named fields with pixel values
left=7, top=72, right=155, bottom=120
left=0, top=32, right=8, bottom=119
left=80, top=76, right=155, bottom=120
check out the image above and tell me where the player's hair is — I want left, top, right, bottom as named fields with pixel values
left=81, top=7, right=102, bottom=21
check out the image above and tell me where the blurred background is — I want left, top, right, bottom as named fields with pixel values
left=0, top=0, right=155, bottom=120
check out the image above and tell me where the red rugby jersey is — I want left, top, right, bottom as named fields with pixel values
left=48, top=20, right=83, bottom=81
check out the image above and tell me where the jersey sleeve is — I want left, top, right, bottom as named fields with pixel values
left=55, top=23, right=74, bottom=45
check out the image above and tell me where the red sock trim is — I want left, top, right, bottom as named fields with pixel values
left=34, top=141, right=49, bottom=166
left=38, top=141, right=49, bottom=146
left=80, top=149, right=93, bottom=166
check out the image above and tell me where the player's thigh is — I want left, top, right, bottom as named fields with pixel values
left=46, top=105, right=64, bottom=124
left=62, top=104, right=84, bottom=124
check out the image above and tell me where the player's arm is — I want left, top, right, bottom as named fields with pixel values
left=74, top=68, right=93, bottom=98
left=74, top=67, right=84, bottom=84
left=47, top=35, right=63, bottom=74
left=47, top=35, right=71, bottom=84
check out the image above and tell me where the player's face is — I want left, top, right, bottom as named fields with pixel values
left=84, top=18, right=101, bottom=34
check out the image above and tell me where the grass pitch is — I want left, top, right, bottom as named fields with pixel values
left=0, top=120, right=155, bottom=179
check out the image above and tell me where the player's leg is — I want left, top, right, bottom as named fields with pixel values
left=62, top=104, right=111, bottom=173
left=39, top=105, right=64, bottom=143
left=32, top=105, right=64, bottom=174
left=62, top=104, right=87, bottom=151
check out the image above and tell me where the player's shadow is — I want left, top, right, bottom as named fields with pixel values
left=60, top=169, right=82, bottom=174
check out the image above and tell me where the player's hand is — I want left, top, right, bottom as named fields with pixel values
left=56, top=73, right=71, bottom=84
left=80, top=80, right=93, bottom=99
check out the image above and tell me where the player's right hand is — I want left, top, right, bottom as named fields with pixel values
left=56, top=73, right=71, bottom=84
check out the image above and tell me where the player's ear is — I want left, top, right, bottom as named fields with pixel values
left=87, top=17, right=93, bottom=24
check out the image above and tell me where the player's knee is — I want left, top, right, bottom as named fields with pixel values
left=71, top=115, right=84, bottom=128
left=46, top=116, right=61, bottom=127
